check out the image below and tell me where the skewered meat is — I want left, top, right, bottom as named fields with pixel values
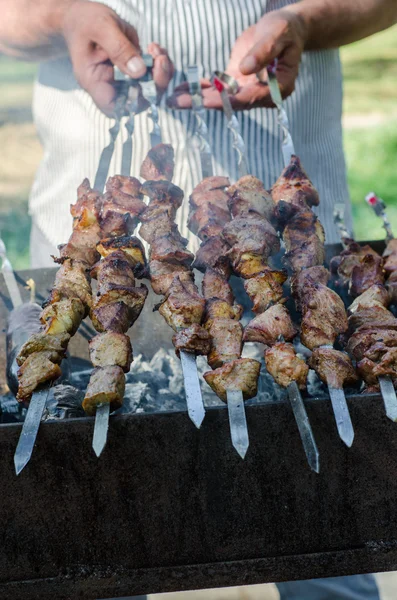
left=91, top=285, right=148, bottom=332
left=140, top=180, right=184, bottom=212
left=244, top=269, right=287, bottom=313
left=386, top=270, right=397, bottom=304
left=299, top=284, right=348, bottom=350
left=140, top=143, right=174, bottom=181
left=243, top=304, right=297, bottom=345
left=330, top=241, right=384, bottom=291
left=283, top=211, right=325, bottom=272
left=206, top=319, right=244, bottom=369
left=139, top=206, right=182, bottom=244
left=191, top=176, right=230, bottom=196
left=349, top=254, right=385, bottom=297
left=106, top=174, right=142, bottom=197
left=71, top=179, right=102, bottom=221
left=290, top=266, right=329, bottom=309
left=265, top=342, right=308, bottom=389
left=89, top=332, right=133, bottom=372
left=347, top=328, right=397, bottom=361
left=91, top=252, right=136, bottom=291
left=349, top=284, right=389, bottom=313
left=17, top=353, right=62, bottom=402
left=372, top=347, right=397, bottom=377
left=203, top=358, right=261, bottom=402
left=96, top=236, right=147, bottom=271
left=190, top=189, right=230, bottom=212
left=192, top=237, right=231, bottom=278
left=348, top=305, right=397, bottom=332
left=150, top=233, right=194, bottom=266
left=149, top=260, right=193, bottom=295
left=188, top=203, right=231, bottom=240
left=202, top=268, right=234, bottom=304
left=227, top=175, right=275, bottom=221
left=16, top=332, right=70, bottom=367
left=308, top=348, right=358, bottom=389
left=271, top=154, right=319, bottom=212
left=100, top=191, right=145, bottom=237
left=158, top=276, right=205, bottom=331
left=356, top=358, right=379, bottom=385
left=383, top=239, right=397, bottom=274
left=83, top=365, right=125, bottom=416
left=59, top=226, right=101, bottom=265
left=41, top=298, right=85, bottom=336
left=172, top=324, right=212, bottom=357
left=205, top=298, right=243, bottom=323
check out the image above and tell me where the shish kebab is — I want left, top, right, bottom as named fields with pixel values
left=331, top=202, right=397, bottom=421
left=265, top=66, right=357, bottom=448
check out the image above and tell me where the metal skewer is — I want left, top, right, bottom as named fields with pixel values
left=264, top=60, right=295, bottom=165
left=92, top=403, right=111, bottom=457
left=210, top=72, right=248, bottom=178
left=187, top=66, right=213, bottom=179
left=226, top=389, right=249, bottom=459
left=287, top=381, right=320, bottom=473
left=365, top=192, right=394, bottom=242
left=180, top=351, right=205, bottom=429
left=140, top=55, right=162, bottom=148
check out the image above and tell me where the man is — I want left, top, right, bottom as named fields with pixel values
left=0, top=1, right=396, bottom=598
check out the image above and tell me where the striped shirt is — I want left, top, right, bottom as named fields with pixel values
left=29, top=0, right=352, bottom=265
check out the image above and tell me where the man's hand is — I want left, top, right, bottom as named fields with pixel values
left=62, top=1, right=174, bottom=115
left=167, top=8, right=307, bottom=111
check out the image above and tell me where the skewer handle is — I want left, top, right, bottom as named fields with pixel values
left=287, top=381, right=320, bottom=473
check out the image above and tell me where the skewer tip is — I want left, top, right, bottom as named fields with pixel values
left=328, top=386, right=355, bottom=448
left=92, top=403, right=110, bottom=458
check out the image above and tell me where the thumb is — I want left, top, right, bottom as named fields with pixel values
left=239, top=30, right=286, bottom=75
left=94, top=18, right=147, bottom=79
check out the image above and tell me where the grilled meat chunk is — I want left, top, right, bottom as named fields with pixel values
left=308, top=348, right=358, bottom=389
left=299, top=284, right=348, bottom=349
left=16, top=332, right=70, bottom=367
left=71, top=179, right=102, bottom=221
left=100, top=190, right=145, bottom=237
left=83, top=365, right=125, bottom=415
left=188, top=203, right=231, bottom=240
left=91, top=285, right=148, bottom=332
left=192, top=236, right=231, bottom=278
left=265, top=342, right=308, bottom=389
left=203, top=358, right=261, bottom=402
left=227, top=175, right=275, bottom=221
left=59, top=225, right=101, bottom=266
left=140, top=180, right=184, bottom=212
left=172, top=324, right=212, bottom=357
left=190, top=188, right=230, bottom=212
left=205, top=298, right=242, bottom=323
left=191, top=176, right=230, bottom=197
left=349, top=254, right=385, bottom=297
left=202, top=268, right=234, bottom=304
left=54, top=259, right=91, bottom=301
left=373, top=347, right=397, bottom=378
left=271, top=154, right=320, bottom=211
left=106, top=175, right=142, bottom=198
left=139, top=206, right=182, bottom=244
left=96, top=236, right=147, bottom=271
left=348, top=305, right=397, bottom=332
left=149, top=260, right=193, bottom=295
left=158, top=276, right=205, bottom=331
left=243, top=304, right=297, bottom=345
left=349, top=284, right=389, bottom=313
left=17, top=352, right=62, bottom=402
left=283, top=211, right=325, bottom=272
left=89, top=332, right=133, bottom=371
left=244, top=269, right=287, bottom=313
left=91, top=252, right=136, bottom=292
left=382, top=238, right=397, bottom=273
left=150, top=233, right=194, bottom=267
left=206, top=319, right=244, bottom=369
left=290, top=266, right=329, bottom=310
left=347, top=328, right=397, bottom=361
left=386, top=270, right=397, bottom=305
left=140, top=143, right=174, bottom=181
left=41, top=298, right=85, bottom=335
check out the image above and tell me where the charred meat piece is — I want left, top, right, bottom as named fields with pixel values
left=299, top=284, right=348, bottom=350
left=330, top=241, right=384, bottom=289
left=59, top=225, right=101, bottom=266
left=382, top=238, right=397, bottom=273
left=202, top=268, right=234, bottom=304
left=92, top=252, right=136, bottom=292
left=347, top=328, right=397, bottom=361
left=373, top=347, right=397, bottom=378
left=206, top=319, right=244, bottom=369
left=150, top=233, right=194, bottom=267
left=83, top=365, right=125, bottom=416
left=283, top=211, right=325, bottom=272
left=348, top=305, right=397, bottom=332
left=91, top=285, right=148, bottom=332
left=203, top=358, right=261, bottom=402
left=16, top=332, right=70, bottom=367
left=357, top=357, right=379, bottom=386
left=265, top=342, right=308, bottom=389
left=89, top=332, right=133, bottom=372
left=172, top=324, right=212, bottom=358
left=17, top=352, right=62, bottom=402
left=46, top=259, right=92, bottom=312
left=158, top=276, right=205, bottom=331
left=190, top=189, right=230, bottom=212
left=205, top=298, right=243, bottom=324
left=100, top=192, right=145, bottom=237
left=96, top=236, right=147, bottom=271
left=271, top=154, right=320, bottom=211
left=349, top=284, right=389, bottom=313
left=291, top=266, right=329, bottom=310
left=308, top=348, right=358, bottom=389
left=188, top=203, right=231, bottom=240
left=227, top=175, right=275, bottom=221
left=191, top=176, right=230, bottom=197
left=243, top=304, right=297, bottom=345
left=192, top=236, right=231, bottom=279
left=140, top=143, right=174, bottom=182
left=244, top=269, right=287, bottom=313
left=139, top=206, right=181, bottom=244
left=41, top=298, right=85, bottom=336
left=350, top=254, right=385, bottom=297
left=149, top=260, right=193, bottom=296
left=106, top=174, right=143, bottom=198
left=140, top=180, right=184, bottom=212
left=71, top=179, right=102, bottom=221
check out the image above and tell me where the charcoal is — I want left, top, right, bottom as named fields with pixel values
left=117, top=382, right=152, bottom=414
left=0, top=393, right=25, bottom=423
left=43, top=384, right=85, bottom=421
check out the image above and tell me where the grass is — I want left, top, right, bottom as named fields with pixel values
left=0, top=25, right=396, bottom=268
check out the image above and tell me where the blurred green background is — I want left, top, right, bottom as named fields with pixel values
left=0, top=25, right=396, bottom=269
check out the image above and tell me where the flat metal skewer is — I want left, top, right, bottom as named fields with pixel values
left=287, top=381, right=320, bottom=473
left=92, top=403, right=111, bottom=457
left=188, top=66, right=213, bottom=179
left=366, top=192, right=394, bottom=241
left=265, top=61, right=295, bottom=165
left=328, top=386, right=355, bottom=447
left=14, top=386, right=51, bottom=475
left=378, top=375, right=397, bottom=422
left=140, top=55, right=162, bottom=148
left=180, top=351, right=205, bottom=428
left=226, top=389, right=249, bottom=459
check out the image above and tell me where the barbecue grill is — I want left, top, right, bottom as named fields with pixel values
left=1, top=242, right=397, bottom=600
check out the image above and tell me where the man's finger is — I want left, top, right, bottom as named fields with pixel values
left=147, top=43, right=174, bottom=92
left=239, top=31, right=287, bottom=75
left=92, top=15, right=147, bottom=78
